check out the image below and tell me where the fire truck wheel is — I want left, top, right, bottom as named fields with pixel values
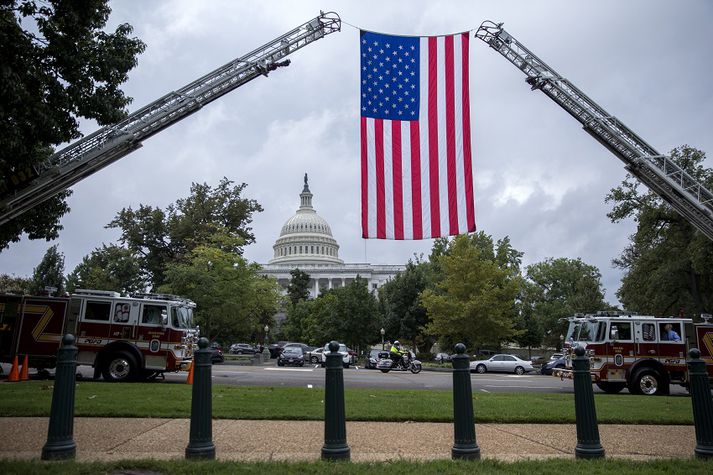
left=102, top=352, right=138, bottom=382
left=595, top=381, right=626, bottom=394
left=629, top=368, right=667, bottom=396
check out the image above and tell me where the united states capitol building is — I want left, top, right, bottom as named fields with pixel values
left=260, top=175, right=405, bottom=297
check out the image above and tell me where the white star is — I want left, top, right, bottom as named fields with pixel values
left=362, top=39, right=366, bottom=44
left=398, top=45, right=403, bottom=50
left=386, top=43, right=391, bottom=48
left=368, top=47, right=372, bottom=52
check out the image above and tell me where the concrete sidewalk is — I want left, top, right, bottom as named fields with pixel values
left=0, top=417, right=698, bottom=461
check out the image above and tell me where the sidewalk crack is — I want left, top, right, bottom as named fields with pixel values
left=105, top=418, right=175, bottom=452
left=490, top=426, right=571, bottom=455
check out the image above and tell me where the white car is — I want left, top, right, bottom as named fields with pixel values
left=470, top=354, right=534, bottom=375
left=306, top=347, right=324, bottom=364
left=320, top=342, right=351, bottom=368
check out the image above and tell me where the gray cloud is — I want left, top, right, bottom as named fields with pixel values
left=2, top=0, right=711, bottom=308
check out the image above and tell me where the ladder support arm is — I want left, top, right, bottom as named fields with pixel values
left=0, top=12, right=341, bottom=226
left=475, top=21, right=713, bottom=241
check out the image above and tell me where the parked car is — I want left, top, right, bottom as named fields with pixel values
left=365, top=349, right=387, bottom=369
left=282, top=342, right=315, bottom=355
left=530, top=355, right=546, bottom=366
left=229, top=343, right=257, bottom=355
left=320, top=342, right=351, bottom=368
left=277, top=346, right=305, bottom=367
left=549, top=353, right=564, bottom=361
left=540, top=356, right=567, bottom=375
left=434, top=352, right=452, bottom=363
left=470, top=354, right=534, bottom=375
left=210, top=346, right=224, bottom=364
left=305, top=347, right=324, bottom=364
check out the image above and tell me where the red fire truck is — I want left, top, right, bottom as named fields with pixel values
left=554, top=312, right=713, bottom=395
left=0, top=289, right=196, bottom=382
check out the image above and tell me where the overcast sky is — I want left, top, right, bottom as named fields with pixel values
left=2, top=0, right=712, bottom=307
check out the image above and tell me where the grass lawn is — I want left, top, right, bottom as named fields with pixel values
left=1, top=458, right=712, bottom=475
left=0, top=381, right=694, bottom=424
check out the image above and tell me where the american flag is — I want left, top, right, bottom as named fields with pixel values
left=360, top=30, right=476, bottom=240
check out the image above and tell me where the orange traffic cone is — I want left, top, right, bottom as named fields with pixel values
left=19, top=354, right=29, bottom=381
left=186, top=362, right=194, bottom=385
left=7, top=356, right=20, bottom=382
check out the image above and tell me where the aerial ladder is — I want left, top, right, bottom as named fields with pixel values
left=0, top=12, right=341, bottom=226
left=476, top=21, right=713, bottom=241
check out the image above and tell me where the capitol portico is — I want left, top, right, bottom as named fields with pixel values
left=260, top=174, right=405, bottom=298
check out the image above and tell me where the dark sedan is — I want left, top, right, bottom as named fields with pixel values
left=277, top=347, right=305, bottom=367
left=365, top=349, right=388, bottom=369
left=540, top=356, right=566, bottom=375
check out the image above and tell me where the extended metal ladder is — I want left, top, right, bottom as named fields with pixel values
left=476, top=21, right=713, bottom=241
left=0, top=12, right=341, bottom=226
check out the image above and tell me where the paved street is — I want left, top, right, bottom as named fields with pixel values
left=1, top=361, right=691, bottom=396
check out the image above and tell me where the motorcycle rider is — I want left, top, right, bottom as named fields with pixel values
left=390, top=340, right=405, bottom=369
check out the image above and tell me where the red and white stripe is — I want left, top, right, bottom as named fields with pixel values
left=361, top=32, right=476, bottom=240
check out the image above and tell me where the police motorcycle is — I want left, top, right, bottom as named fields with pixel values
left=376, top=347, right=422, bottom=374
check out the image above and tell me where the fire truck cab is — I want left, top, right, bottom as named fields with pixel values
left=0, top=289, right=197, bottom=382
left=555, top=313, right=713, bottom=395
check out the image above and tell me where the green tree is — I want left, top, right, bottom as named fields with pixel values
left=0, top=274, right=32, bottom=294
left=159, top=243, right=280, bottom=343
left=329, top=277, right=380, bottom=351
left=422, top=233, right=522, bottom=350
left=524, top=257, right=608, bottom=348
left=65, top=244, right=147, bottom=294
left=378, top=260, right=431, bottom=351
left=287, top=268, right=311, bottom=306
left=0, top=0, right=145, bottom=250
left=606, top=145, right=713, bottom=316
left=30, top=244, right=64, bottom=295
left=513, top=280, right=544, bottom=355
left=108, top=178, right=263, bottom=288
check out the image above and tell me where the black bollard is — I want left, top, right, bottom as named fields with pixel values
left=572, top=345, right=605, bottom=459
left=41, top=334, right=78, bottom=460
left=687, top=348, right=713, bottom=459
left=321, top=340, right=350, bottom=461
left=451, top=343, right=480, bottom=460
left=185, top=337, right=215, bottom=459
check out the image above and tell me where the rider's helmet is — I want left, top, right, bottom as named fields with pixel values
left=394, top=341, right=400, bottom=347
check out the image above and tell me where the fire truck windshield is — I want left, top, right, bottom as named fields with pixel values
left=565, top=320, right=605, bottom=343
left=171, top=307, right=193, bottom=329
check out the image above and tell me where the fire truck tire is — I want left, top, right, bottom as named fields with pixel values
left=629, top=368, right=668, bottom=396
left=102, top=352, right=139, bottom=382
left=595, top=381, right=626, bottom=394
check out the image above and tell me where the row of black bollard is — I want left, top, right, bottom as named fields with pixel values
left=40, top=335, right=713, bottom=462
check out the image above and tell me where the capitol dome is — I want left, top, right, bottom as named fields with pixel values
left=269, top=174, right=343, bottom=266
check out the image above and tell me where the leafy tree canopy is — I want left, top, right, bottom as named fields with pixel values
left=0, top=0, right=145, bottom=250
left=0, top=274, right=32, bottom=294
left=378, top=259, right=432, bottom=351
left=65, top=244, right=147, bottom=294
left=158, top=243, right=281, bottom=343
left=524, top=257, right=608, bottom=348
left=422, top=233, right=522, bottom=351
left=108, top=178, right=263, bottom=288
left=286, top=268, right=311, bottom=306
left=606, top=145, right=713, bottom=316
left=29, top=244, right=65, bottom=295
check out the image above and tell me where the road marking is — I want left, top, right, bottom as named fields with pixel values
left=483, top=385, right=555, bottom=389
left=264, top=367, right=314, bottom=372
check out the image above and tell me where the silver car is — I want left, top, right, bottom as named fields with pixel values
left=470, top=354, right=534, bottom=375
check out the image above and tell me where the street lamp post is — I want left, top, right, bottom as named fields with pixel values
left=264, top=325, right=270, bottom=347
left=380, top=328, right=385, bottom=350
